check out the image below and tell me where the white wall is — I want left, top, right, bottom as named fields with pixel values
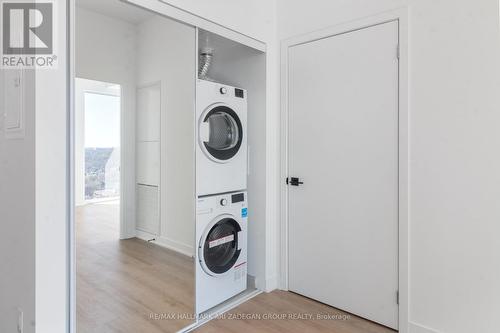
left=0, top=70, right=36, bottom=332
left=277, top=1, right=500, bottom=332
left=157, top=0, right=275, bottom=43
left=136, top=16, right=196, bottom=255
left=75, top=80, right=85, bottom=206
left=76, top=6, right=137, bottom=237
left=35, top=0, right=69, bottom=331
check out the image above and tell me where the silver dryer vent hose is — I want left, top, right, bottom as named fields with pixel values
left=198, top=48, right=214, bottom=80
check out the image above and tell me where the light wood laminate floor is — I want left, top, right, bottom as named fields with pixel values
left=196, top=291, right=396, bottom=333
left=78, top=201, right=396, bottom=333
left=77, top=201, right=195, bottom=333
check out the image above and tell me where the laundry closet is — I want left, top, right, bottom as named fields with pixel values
left=194, top=29, right=266, bottom=315
left=137, top=25, right=266, bottom=321
left=134, top=22, right=267, bottom=314
left=75, top=0, right=267, bottom=330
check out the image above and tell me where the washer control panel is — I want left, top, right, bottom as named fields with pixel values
left=231, top=193, right=245, bottom=203
left=197, top=192, right=247, bottom=215
left=216, top=192, right=245, bottom=208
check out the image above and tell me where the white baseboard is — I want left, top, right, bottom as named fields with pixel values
left=263, top=274, right=279, bottom=292
left=409, top=322, right=441, bottom=333
left=135, top=229, right=156, bottom=241
left=135, top=229, right=194, bottom=257
left=120, top=231, right=137, bottom=240
left=120, top=223, right=137, bottom=240
left=154, top=236, right=194, bottom=257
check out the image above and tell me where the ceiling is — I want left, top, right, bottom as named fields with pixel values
left=76, top=0, right=154, bottom=25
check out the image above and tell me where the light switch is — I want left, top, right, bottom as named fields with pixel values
left=3, top=69, right=25, bottom=138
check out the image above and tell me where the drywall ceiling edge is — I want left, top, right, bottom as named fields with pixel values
left=123, top=0, right=267, bottom=52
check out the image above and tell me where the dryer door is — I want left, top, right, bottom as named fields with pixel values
left=199, top=105, right=243, bottom=163
left=199, top=216, right=242, bottom=276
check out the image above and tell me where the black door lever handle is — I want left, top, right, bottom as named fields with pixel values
left=287, top=177, right=303, bottom=186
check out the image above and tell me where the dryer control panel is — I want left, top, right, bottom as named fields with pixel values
left=213, top=82, right=247, bottom=100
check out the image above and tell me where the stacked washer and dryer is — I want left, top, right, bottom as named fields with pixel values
left=195, top=79, right=248, bottom=315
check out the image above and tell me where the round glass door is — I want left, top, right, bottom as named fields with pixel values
left=201, top=105, right=243, bottom=162
left=201, top=217, right=241, bottom=275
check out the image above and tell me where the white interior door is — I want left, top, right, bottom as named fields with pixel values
left=287, top=21, right=399, bottom=329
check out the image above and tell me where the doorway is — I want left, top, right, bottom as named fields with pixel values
left=281, top=15, right=409, bottom=332
left=75, top=78, right=122, bottom=236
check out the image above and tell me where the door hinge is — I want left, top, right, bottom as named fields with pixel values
left=396, top=44, right=400, bottom=60
left=396, top=290, right=399, bottom=305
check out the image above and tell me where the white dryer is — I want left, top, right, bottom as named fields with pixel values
left=196, top=79, right=247, bottom=196
left=196, top=191, right=248, bottom=315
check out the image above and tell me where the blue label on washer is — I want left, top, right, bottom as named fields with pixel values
left=242, top=208, right=248, bottom=218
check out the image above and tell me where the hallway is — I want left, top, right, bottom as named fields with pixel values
left=76, top=201, right=194, bottom=332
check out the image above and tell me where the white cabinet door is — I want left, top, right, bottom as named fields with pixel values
left=137, top=83, right=161, bottom=142
left=136, top=83, right=161, bottom=234
left=136, top=141, right=160, bottom=186
left=136, top=83, right=161, bottom=186
left=136, top=184, right=160, bottom=235
left=288, top=21, right=399, bottom=329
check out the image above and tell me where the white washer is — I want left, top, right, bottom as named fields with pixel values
left=196, top=79, right=247, bottom=196
left=196, top=191, right=248, bottom=315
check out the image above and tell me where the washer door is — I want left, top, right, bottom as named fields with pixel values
left=199, top=216, right=242, bottom=276
left=199, top=105, right=243, bottom=163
